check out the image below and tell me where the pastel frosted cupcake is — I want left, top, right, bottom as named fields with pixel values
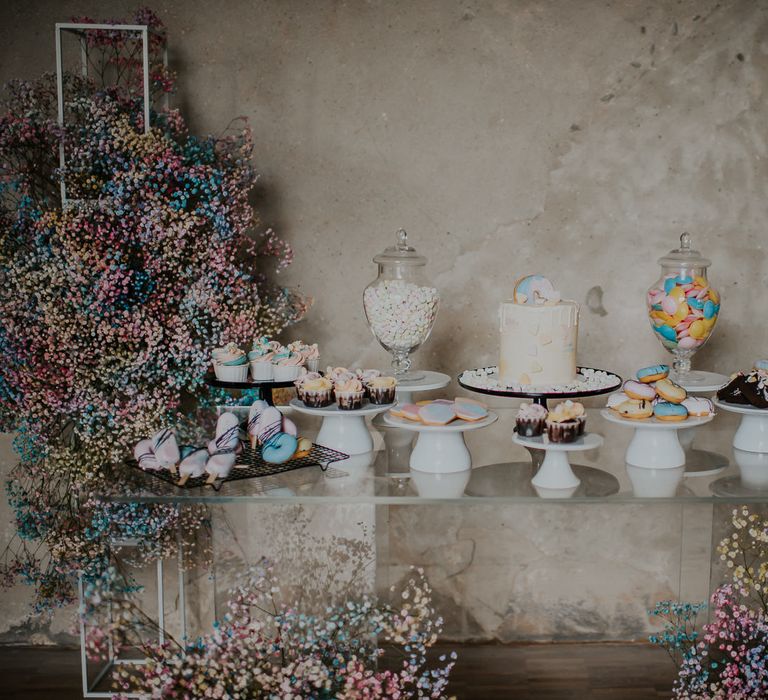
left=334, top=377, right=365, bottom=410
left=213, top=344, right=248, bottom=382
left=273, top=352, right=305, bottom=381
left=249, top=351, right=274, bottom=380
left=326, top=366, right=356, bottom=384
left=560, top=399, right=586, bottom=435
left=294, top=371, right=321, bottom=402
left=367, top=376, right=397, bottom=404
left=545, top=401, right=584, bottom=443
left=515, top=402, right=547, bottom=437
left=356, top=369, right=381, bottom=398
left=289, top=341, right=321, bottom=372
left=300, top=376, right=334, bottom=408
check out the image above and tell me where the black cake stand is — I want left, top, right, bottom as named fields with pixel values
left=458, top=366, right=623, bottom=498
left=204, top=373, right=297, bottom=405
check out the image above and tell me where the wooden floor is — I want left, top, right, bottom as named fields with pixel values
left=0, top=643, right=676, bottom=699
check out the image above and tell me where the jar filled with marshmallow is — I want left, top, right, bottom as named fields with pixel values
left=646, top=232, right=721, bottom=383
left=363, top=229, right=439, bottom=381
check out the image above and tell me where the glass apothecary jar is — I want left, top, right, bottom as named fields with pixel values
left=646, top=233, right=721, bottom=384
left=363, top=229, right=439, bottom=382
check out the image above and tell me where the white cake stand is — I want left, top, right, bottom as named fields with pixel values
left=289, top=399, right=393, bottom=455
left=712, top=399, right=768, bottom=489
left=676, top=373, right=729, bottom=477
left=371, top=371, right=452, bottom=475
left=382, top=411, right=498, bottom=473
left=513, top=433, right=603, bottom=496
left=601, top=409, right=714, bottom=469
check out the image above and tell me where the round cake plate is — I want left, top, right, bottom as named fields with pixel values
left=371, top=370, right=452, bottom=475
left=205, top=373, right=297, bottom=405
left=382, top=411, right=498, bottom=474
left=289, top=399, right=394, bottom=456
left=601, top=409, right=714, bottom=469
left=458, top=366, right=622, bottom=409
left=712, top=399, right=768, bottom=488
left=513, top=433, right=603, bottom=496
left=673, top=370, right=729, bottom=393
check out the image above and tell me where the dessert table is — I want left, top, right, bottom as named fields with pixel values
left=87, top=405, right=768, bottom=698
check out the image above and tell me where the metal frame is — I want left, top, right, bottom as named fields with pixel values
left=78, top=539, right=187, bottom=698
left=54, top=22, right=168, bottom=207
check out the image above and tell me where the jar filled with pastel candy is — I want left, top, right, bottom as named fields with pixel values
left=363, top=229, right=439, bottom=382
left=646, top=233, right=720, bottom=382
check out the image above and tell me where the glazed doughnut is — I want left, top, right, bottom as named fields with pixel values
left=655, top=378, right=687, bottom=404
left=681, top=397, right=714, bottom=417
left=606, top=392, right=630, bottom=410
left=615, top=399, right=654, bottom=420
left=623, top=380, right=657, bottom=401
left=636, top=364, right=670, bottom=383
left=262, top=432, right=298, bottom=464
left=653, top=402, right=688, bottom=421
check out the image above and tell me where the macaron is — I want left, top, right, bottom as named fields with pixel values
left=636, top=364, right=670, bottom=383
left=653, top=402, right=688, bottom=422
left=655, top=378, right=687, bottom=404
left=623, top=380, right=657, bottom=401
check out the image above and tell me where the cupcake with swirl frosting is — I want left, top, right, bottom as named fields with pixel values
left=515, top=402, right=548, bottom=437
left=299, top=375, right=334, bottom=408
left=367, top=375, right=397, bottom=405
left=334, top=377, right=365, bottom=410
left=546, top=401, right=584, bottom=443
left=213, top=343, right=248, bottom=382
left=273, top=352, right=305, bottom=381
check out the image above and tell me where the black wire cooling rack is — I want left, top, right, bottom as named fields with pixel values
left=127, top=442, right=349, bottom=491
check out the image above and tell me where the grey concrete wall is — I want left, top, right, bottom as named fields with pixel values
left=2, top=0, right=767, bottom=644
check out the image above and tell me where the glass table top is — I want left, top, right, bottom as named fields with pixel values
left=101, top=405, right=768, bottom=505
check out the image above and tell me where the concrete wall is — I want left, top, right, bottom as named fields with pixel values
left=2, top=0, right=767, bottom=644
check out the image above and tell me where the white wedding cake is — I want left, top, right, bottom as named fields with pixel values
left=499, top=275, right=579, bottom=386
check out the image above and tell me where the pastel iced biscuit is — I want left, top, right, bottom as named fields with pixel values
left=636, top=364, right=670, bottom=383
left=391, top=403, right=421, bottom=421
left=655, top=378, right=687, bottom=404
left=418, top=402, right=457, bottom=426
left=623, top=380, right=657, bottom=401
left=647, top=273, right=719, bottom=351
left=754, top=360, right=768, bottom=371
left=455, top=401, right=488, bottom=421
left=653, top=402, right=688, bottom=421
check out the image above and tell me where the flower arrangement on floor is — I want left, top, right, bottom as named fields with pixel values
left=0, top=7, right=308, bottom=615
left=83, top=563, right=456, bottom=699
left=649, top=507, right=768, bottom=698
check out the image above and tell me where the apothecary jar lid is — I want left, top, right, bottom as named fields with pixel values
left=373, top=228, right=427, bottom=267
left=657, top=232, right=712, bottom=268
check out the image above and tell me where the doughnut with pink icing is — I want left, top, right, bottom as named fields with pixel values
left=681, top=397, right=714, bottom=417
left=623, top=380, right=657, bottom=401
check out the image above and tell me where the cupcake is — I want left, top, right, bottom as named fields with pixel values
left=515, top=402, right=547, bottom=437
left=334, top=377, right=365, bottom=410
left=294, top=371, right=321, bottom=402
left=300, top=376, right=334, bottom=408
left=560, top=399, right=586, bottom=435
left=273, top=352, right=305, bottom=381
left=249, top=351, right=274, bottom=381
left=289, top=341, right=321, bottom=373
left=213, top=343, right=248, bottom=382
left=326, top=366, right=356, bottom=384
left=546, top=401, right=584, bottom=443
left=367, top=376, right=397, bottom=405
left=356, top=369, right=381, bottom=398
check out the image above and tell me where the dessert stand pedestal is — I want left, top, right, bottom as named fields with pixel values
left=513, top=433, right=603, bottom=499
left=458, top=366, right=622, bottom=497
left=371, top=371, right=451, bottom=475
left=382, top=412, right=498, bottom=473
left=676, top=371, right=730, bottom=477
left=289, top=399, right=393, bottom=456
left=601, top=410, right=714, bottom=469
left=712, top=399, right=768, bottom=490
left=205, top=373, right=296, bottom=406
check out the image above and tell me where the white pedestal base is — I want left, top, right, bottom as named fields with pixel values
left=601, top=410, right=714, bottom=470
left=733, top=449, right=768, bottom=490
left=626, top=427, right=685, bottom=469
left=410, top=431, right=471, bottom=473
left=734, top=414, right=768, bottom=453
left=713, top=400, right=768, bottom=489
left=532, top=450, right=581, bottom=490
left=315, top=415, right=373, bottom=455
